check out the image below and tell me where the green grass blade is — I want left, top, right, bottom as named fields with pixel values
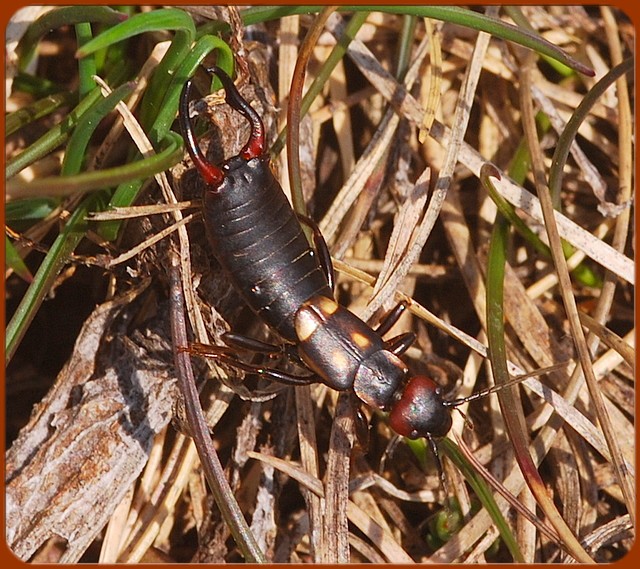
left=5, top=236, right=33, bottom=283
left=6, top=193, right=101, bottom=364
left=7, top=132, right=183, bottom=200
left=340, top=6, right=594, bottom=76
left=75, top=22, right=97, bottom=97
left=6, top=88, right=102, bottom=180
left=148, top=34, right=234, bottom=145
left=16, top=6, right=125, bottom=70
left=62, top=82, right=135, bottom=175
left=6, top=198, right=59, bottom=223
left=75, top=8, right=195, bottom=58
left=549, top=57, right=633, bottom=205
left=226, top=6, right=593, bottom=76
left=440, top=438, right=524, bottom=562
left=75, top=8, right=197, bottom=133
left=6, top=91, right=75, bottom=136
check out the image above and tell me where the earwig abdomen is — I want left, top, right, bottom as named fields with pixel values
left=203, top=156, right=332, bottom=341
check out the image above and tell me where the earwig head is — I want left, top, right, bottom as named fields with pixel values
left=388, top=375, right=453, bottom=439
left=388, top=361, right=566, bottom=441
left=179, top=66, right=266, bottom=187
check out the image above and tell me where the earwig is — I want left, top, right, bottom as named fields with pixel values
left=179, top=66, right=541, bottom=474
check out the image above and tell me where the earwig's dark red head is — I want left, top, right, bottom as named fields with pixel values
left=388, top=375, right=453, bottom=439
left=179, top=66, right=266, bottom=187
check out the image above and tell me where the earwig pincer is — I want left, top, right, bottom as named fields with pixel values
left=179, top=66, right=519, bottom=463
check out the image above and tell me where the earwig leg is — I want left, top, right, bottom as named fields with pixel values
left=297, top=214, right=335, bottom=292
left=353, top=402, right=370, bottom=449
left=222, top=331, right=282, bottom=356
left=384, top=332, right=416, bottom=356
left=375, top=301, right=409, bottom=337
left=426, top=433, right=450, bottom=507
left=185, top=341, right=316, bottom=386
left=184, top=342, right=238, bottom=358
left=215, top=353, right=316, bottom=386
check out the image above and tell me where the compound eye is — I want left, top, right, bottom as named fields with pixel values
left=388, top=376, right=452, bottom=439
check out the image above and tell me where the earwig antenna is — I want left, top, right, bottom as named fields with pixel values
left=206, top=66, right=266, bottom=161
left=444, top=360, right=570, bottom=408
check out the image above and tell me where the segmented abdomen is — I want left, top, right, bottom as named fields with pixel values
left=203, top=156, right=332, bottom=341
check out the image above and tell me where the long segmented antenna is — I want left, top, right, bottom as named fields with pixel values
left=443, top=360, right=570, bottom=408
left=179, top=67, right=267, bottom=187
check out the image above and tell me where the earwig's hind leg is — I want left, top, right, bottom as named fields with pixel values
left=297, top=214, right=335, bottom=292
left=376, top=301, right=415, bottom=355
left=185, top=340, right=316, bottom=386
left=222, top=331, right=282, bottom=356
left=353, top=399, right=371, bottom=449
left=216, top=353, right=317, bottom=386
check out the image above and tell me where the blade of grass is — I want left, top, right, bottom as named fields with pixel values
left=12, top=71, right=67, bottom=98
left=15, top=6, right=125, bottom=69
left=6, top=198, right=59, bottom=222
left=148, top=35, right=234, bottom=146
left=6, top=131, right=183, bottom=200
left=548, top=57, right=633, bottom=207
left=6, top=193, right=102, bottom=364
left=340, top=6, right=594, bottom=76
left=208, top=6, right=594, bottom=77
left=440, top=438, right=524, bottom=562
left=75, top=8, right=194, bottom=58
left=6, top=87, right=101, bottom=179
left=76, top=8, right=197, bottom=133
left=7, top=61, right=130, bottom=180
left=197, top=6, right=320, bottom=36
left=5, top=236, right=33, bottom=282
left=61, top=81, right=135, bottom=175
left=485, top=197, right=593, bottom=562
left=75, top=23, right=97, bottom=96
left=6, top=91, right=75, bottom=136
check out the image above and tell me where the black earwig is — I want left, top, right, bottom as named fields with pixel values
left=179, top=66, right=536, bottom=464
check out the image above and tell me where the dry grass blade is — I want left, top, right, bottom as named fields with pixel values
left=294, top=384, right=324, bottom=556
left=578, top=312, right=635, bottom=368
left=345, top=502, right=414, bottom=563
left=520, top=55, right=635, bottom=528
left=87, top=201, right=198, bottom=220
left=326, top=16, right=633, bottom=286
left=365, top=167, right=429, bottom=317
left=322, top=393, right=355, bottom=563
